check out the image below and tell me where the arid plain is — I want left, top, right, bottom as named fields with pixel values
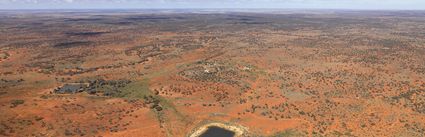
left=1, top=10, right=425, bottom=136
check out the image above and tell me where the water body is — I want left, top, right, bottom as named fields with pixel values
left=200, top=126, right=235, bottom=137
left=54, top=84, right=86, bottom=94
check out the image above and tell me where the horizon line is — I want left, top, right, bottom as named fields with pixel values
left=1, top=8, right=424, bottom=11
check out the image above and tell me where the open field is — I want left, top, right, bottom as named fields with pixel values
left=1, top=10, right=425, bottom=136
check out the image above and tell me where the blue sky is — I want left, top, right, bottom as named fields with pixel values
left=0, top=0, right=424, bottom=9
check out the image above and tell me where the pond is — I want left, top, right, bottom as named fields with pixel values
left=199, top=126, right=235, bottom=137
left=54, top=84, right=86, bottom=94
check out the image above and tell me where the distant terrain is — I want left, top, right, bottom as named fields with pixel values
left=1, top=10, right=425, bottom=136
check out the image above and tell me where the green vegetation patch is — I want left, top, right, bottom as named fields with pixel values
left=114, top=79, right=151, bottom=99
left=10, top=99, right=25, bottom=108
left=270, top=129, right=306, bottom=137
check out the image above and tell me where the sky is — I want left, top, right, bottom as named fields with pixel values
left=0, top=0, right=424, bottom=10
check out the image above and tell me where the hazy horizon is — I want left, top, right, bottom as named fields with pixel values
left=0, top=0, right=424, bottom=10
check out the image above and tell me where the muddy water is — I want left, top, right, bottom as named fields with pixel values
left=199, top=126, right=235, bottom=137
